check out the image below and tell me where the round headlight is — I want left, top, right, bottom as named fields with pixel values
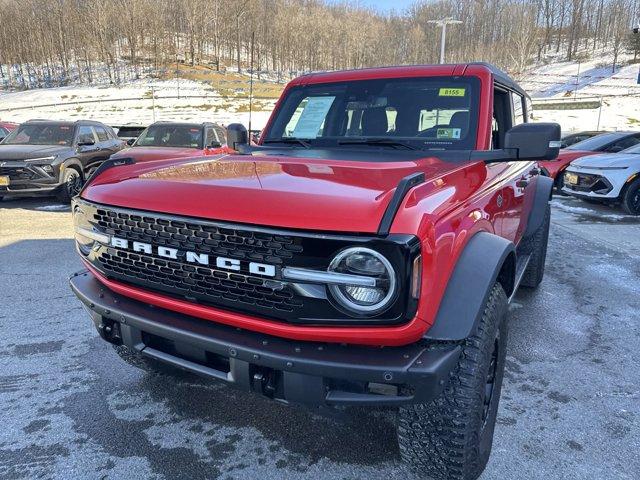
left=328, top=247, right=396, bottom=314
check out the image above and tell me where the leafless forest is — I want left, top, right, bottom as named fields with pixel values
left=0, top=0, right=639, bottom=89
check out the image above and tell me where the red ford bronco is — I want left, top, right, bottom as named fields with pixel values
left=70, top=63, right=559, bottom=480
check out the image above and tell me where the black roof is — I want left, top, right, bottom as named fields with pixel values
left=466, top=62, right=528, bottom=98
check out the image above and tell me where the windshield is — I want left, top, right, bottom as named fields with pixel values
left=620, top=143, right=640, bottom=154
left=2, top=124, right=74, bottom=146
left=566, top=133, right=625, bottom=151
left=117, top=126, right=145, bottom=138
left=135, top=125, right=203, bottom=148
left=264, top=76, right=480, bottom=151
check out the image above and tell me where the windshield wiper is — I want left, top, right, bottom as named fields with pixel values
left=338, top=138, right=417, bottom=150
left=262, top=138, right=311, bottom=148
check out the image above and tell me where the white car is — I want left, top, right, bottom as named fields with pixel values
left=562, top=147, right=640, bottom=215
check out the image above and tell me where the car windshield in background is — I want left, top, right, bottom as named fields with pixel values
left=2, top=124, right=74, bottom=146
left=264, top=76, right=480, bottom=151
left=619, top=143, right=640, bottom=154
left=135, top=125, right=203, bottom=148
left=566, top=132, right=625, bottom=151
left=116, top=126, right=146, bottom=138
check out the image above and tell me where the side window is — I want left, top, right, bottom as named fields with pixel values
left=76, top=126, right=96, bottom=144
left=511, top=92, right=525, bottom=126
left=95, top=126, right=109, bottom=142
left=214, top=126, right=226, bottom=144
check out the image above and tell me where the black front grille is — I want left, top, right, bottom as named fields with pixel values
left=93, top=208, right=303, bottom=266
left=90, top=207, right=306, bottom=319
left=566, top=172, right=613, bottom=193
left=0, top=166, right=36, bottom=181
left=99, top=249, right=302, bottom=313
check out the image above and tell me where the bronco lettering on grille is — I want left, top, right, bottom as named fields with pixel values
left=109, top=236, right=277, bottom=277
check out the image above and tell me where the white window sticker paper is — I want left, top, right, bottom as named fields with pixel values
left=292, top=96, right=335, bottom=139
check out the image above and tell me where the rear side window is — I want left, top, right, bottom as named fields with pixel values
left=95, top=126, right=109, bottom=142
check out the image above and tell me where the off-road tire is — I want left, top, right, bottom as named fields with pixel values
left=520, top=203, right=550, bottom=288
left=56, top=166, right=83, bottom=203
left=112, top=344, right=168, bottom=374
left=397, top=283, right=508, bottom=480
left=621, top=177, right=640, bottom=215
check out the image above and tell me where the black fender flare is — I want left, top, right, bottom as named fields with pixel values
left=523, top=175, right=553, bottom=238
left=423, top=232, right=516, bottom=341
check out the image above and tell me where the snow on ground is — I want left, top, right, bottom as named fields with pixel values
left=0, top=77, right=275, bottom=129
left=519, top=49, right=640, bottom=133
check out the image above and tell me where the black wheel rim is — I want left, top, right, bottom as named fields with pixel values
left=482, top=334, right=499, bottom=428
left=631, top=189, right=640, bottom=214
left=66, top=171, right=82, bottom=197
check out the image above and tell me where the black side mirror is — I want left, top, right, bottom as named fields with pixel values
left=126, top=138, right=136, bottom=146
left=505, top=123, right=561, bottom=160
left=77, top=138, right=95, bottom=147
left=226, top=123, right=248, bottom=150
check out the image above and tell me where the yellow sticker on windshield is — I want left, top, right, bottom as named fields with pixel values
left=439, top=88, right=466, bottom=97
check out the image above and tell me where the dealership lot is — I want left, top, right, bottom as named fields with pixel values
left=0, top=196, right=638, bottom=480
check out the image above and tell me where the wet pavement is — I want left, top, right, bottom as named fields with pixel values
left=1, top=196, right=639, bottom=479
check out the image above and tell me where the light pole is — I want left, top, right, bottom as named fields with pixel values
left=428, top=18, right=462, bottom=64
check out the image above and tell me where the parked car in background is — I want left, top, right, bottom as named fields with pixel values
left=112, top=124, right=146, bottom=146
left=539, top=131, right=640, bottom=192
left=563, top=144, right=640, bottom=214
left=0, top=119, right=125, bottom=202
left=0, top=121, right=18, bottom=142
left=560, top=130, right=607, bottom=148
left=109, top=121, right=232, bottom=162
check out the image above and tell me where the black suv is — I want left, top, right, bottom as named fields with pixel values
left=0, top=119, right=124, bottom=202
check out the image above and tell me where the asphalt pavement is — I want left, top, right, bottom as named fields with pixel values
left=0, top=195, right=638, bottom=480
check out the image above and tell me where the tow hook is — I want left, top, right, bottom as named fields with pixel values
left=98, top=318, right=122, bottom=345
left=252, top=369, right=277, bottom=398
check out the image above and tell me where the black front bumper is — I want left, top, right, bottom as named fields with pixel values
left=0, top=162, right=62, bottom=194
left=70, top=270, right=460, bottom=408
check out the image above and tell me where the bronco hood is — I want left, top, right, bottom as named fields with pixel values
left=82, top=154, right=459, bottom=233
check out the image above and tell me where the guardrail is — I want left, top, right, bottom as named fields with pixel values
left=532, top=96, right=602, bottom=110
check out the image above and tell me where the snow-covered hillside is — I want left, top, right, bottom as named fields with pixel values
left=2, top=52, right=640, bottom=134
left=0, top=77, right=277, bottom=129
left=519, top=51, right=640, bottom=133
